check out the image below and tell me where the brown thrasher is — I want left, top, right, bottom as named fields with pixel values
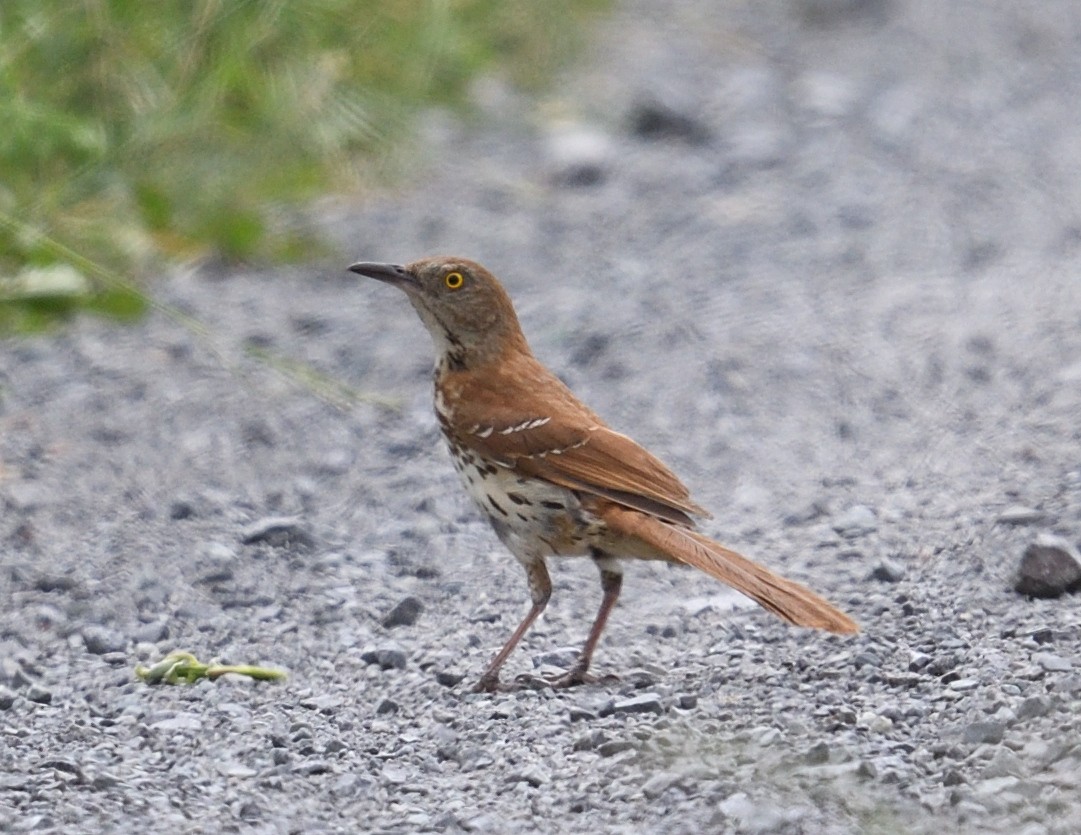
left=350, top=256, right=858, bottom=692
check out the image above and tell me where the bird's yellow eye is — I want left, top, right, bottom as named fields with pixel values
left=444, top=271, right=464, bottom=290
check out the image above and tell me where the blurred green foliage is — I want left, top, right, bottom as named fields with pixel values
left=0, top=0, right=607, bottom=333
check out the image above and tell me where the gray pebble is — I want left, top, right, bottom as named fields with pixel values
left=361, top=648, right=407, bottom=671
left=375, top=699, right=398, bottom=715
left=1015, top=535, right=1081, bottom=598
left=996, top=506, right=1046, bottom=526
left=600, top=693, right=665, bottom=717
left=1032, top=652, right=1072, bottom=672
left=1016, top=695, right=1052, bottom=720
left=81, top=625, right=127, bottom=655
left=0, top=686, right=16, bottom=710
left=805, top=741, right=831, bottom=764
left=949, top=677, right=981, bottom=692
left=943, top=769, right=964, bottom=787
left=628, top=97, right=711, bottom=144
left=832, top=505, right=878, bottom=537
left=292, top=760, right=332, bottom=776
left=963, top=721, right=1005, bottom=745
left=505, top=765, right=547, bottom=788
left=641, top=771, right=682, bottom=799
left=869, top=558, right=906, bottom=583
left=382, top=596, right=423, bottom=628
left=26, top=684, right=53, bottom=705
left=435, top=670, right=465, bottom=688
left=597, top=740, right=637, bottom=758
left=531, top=646, right=581, bottom=669
left=240, top=517, right=314, bottom=549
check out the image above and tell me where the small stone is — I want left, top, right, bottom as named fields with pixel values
left=943, top=769, right=964, bottom=787
left=805, top=741, right=831, bottom=764
left=677, top=694, right=698, bottom=710
left=291, top=760, right=331, bottom=776
left=600, top=694, right=665, bottom=717
left=568, top=706, right=596, bottom=722
left=573, top=730, right=606, bottom=752
left=133, top=620, right=169, bottom=644
left=1015, top=535, right=1081, bottom=598
left=323, top=739, right=349, bottom=755
left=628, top=98, right=710, bottom=144
left=505, top=766, right=546, bottom=788
left=869, top=558, right=906, bottom=583
left=26, top=684, right=52, bottom=704
left=596, top=740, right=637, bottom=758
left=963, top=721, right=1005, bottom=745
left=1052, top=675, right=1081, bottom=694
left=1016, top=696, right=1052, bottom=720
left=375, top=699, right=398, bottom=716
left=832, top=505, right=877, bottom=538
left=908, top=651, right=933, bottom=672
left=982, top=748, right=1022, bottom=779
left=532, top=647, right=581, bottom=670
left=642, top=771, right=681, bottom=799
left=948, top=677, right=980, bottom=692
left=852, top=650, right=882, bottom=668
left=169, top=500, right=196, bottom=520
left=81, top=625, right=127, bottom=655
left=435, top=670, right=466, bottom=688
left=546, top=124, right=612, bottom=187
left=298, top=694, right=343, bottom=714
left=361, top=648, right=407, bottom=671
left=381, top=596, right=423, bottom=629
left=240, top=517, right=314, bottom=549
left=0, top=686, right=16, bottom=710
left=996, top=506, right=1046, bottom=526
left=1033, top=652, right=1072, bottom=673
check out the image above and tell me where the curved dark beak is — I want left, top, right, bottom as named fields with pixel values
left=347, top=261, right=417, bottom=289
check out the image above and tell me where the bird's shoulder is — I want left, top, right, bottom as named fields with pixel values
left=436, top=354, right=709, bottom=524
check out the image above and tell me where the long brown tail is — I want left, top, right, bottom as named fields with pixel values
left=600, top=505, right=859, bottom=634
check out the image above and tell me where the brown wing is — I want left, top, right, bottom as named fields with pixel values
left=440, top=356, right=710, bottom=525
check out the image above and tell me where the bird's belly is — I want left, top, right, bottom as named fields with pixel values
left=448, top=449, right=598, bottom=561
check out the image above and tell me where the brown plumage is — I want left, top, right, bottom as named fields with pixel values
left=350, top=256, right=858, bottom=691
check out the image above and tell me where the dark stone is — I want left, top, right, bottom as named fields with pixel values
left=1015, top=535, right=1081, bottom=598
left=81, top=625, right=127, bottom=655
left=382, top=596, right=423, bottom=628
left=942, top=769, right=964, bottom=786
left=963, top=721, right=1005, bottom=745
left=169, top=500, right=196, bottom=520
left=628, top=99, right=711, bottom=144
left=599, top=694, right=665, bottom=717
left=596, top=740, right=637, bottom=758
left=869, top=558, right=906, bottom=583
left=26, top=684, right=52, bottom=704
left=435, top=670, right=466, bottom=688
left=361, top=648, right=407, bottom=671
left=805, top=741, right=831, bottom=764
left=375, top=699, right=398, bottom=715
left=240, top=517, right=314, bottom=550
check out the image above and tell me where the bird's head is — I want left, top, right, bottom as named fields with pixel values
left=349, top=256, right=529, bottom=369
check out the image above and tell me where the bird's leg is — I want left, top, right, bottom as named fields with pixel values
left=549, top=557, right=623, bottom=689
left=472, top=560, right=551, bottom=693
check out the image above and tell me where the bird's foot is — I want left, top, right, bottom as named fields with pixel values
left=471, top=672, right=550, bottom=693
left=470, top=673, right=504, bottom=694
left=545, top=667, right=619, bottom=689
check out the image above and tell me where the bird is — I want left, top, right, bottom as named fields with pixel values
left=349, top=256, right=858, bottom=692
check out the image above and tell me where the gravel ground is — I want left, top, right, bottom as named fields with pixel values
left=3, top=1, right=1081, bottom=832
